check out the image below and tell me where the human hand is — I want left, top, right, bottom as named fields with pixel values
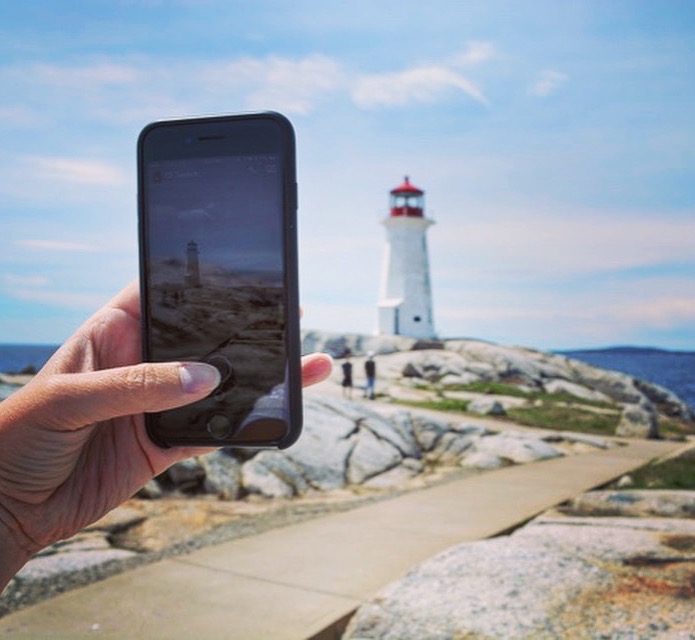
left=0, top=281, right=332, bottom=589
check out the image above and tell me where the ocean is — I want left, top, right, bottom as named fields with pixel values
left=0, top=344, right=59, bottom=400
left=0, top=343, right=692, bottom=412
left=560, top=347, right=695, bottom=412
left=0, top=344, right=60, bottom=375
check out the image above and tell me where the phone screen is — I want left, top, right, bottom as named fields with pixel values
left=139, top=114, right=300, bottom=448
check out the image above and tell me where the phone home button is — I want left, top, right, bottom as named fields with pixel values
left=206, top=414, right=232, bottom=440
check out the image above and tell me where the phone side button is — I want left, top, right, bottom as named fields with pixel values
left=206, top=414, right=233, bottom=440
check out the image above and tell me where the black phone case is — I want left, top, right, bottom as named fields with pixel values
left=137, top=112, right=302, bottom=449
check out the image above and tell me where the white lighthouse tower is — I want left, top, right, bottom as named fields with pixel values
left=377, top=176, right=436, bottom=338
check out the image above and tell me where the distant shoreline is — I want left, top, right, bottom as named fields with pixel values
left=558, top=346, right=695, bottom=356
left=0, top=341, right=693, bottom=410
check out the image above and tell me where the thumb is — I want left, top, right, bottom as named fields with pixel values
left=38, top=362, right=221, bottom=429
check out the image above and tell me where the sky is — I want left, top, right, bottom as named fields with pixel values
left=0, top=0, right=694, bottom=351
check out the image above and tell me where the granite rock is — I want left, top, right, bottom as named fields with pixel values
left=344, top=512, right=695, bottom=639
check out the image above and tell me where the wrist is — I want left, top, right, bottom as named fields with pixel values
left=0, top=505, right=33, bottom=593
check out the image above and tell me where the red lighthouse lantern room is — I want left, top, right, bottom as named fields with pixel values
left=390, top=176, right=424, bottom=217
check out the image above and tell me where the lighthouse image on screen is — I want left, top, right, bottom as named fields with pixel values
left=143, top=154, right=288, bottom=443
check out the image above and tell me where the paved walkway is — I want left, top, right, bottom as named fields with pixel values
left=0, top=437, right=681, bottom=640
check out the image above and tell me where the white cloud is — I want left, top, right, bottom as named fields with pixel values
left=434, top=288, right=695, bottom=349
left=353, top=66, right=488, bottom=108
left=611, top=296, right=695, bottom=330
left=15, top=239, right=100, bottom=252
left=2, top=48, right=493, bottom=124
left=24, top=156, right=127, bottom=187
left=2, top=274, right=50, bottom=287
left=351, top=44, right=494, bottom=109
left=29, top=62, right=142, bottom=89
left=527, top=70, right=568, bottom=97
left=0, top=55, right=310, bottom=123
left=436, top=208, right=695, bottom=278
left=301, top=301, right=376, bottom=336
left=224, top=55, right=344, bottom=115
left=6, top=287, right=109, bottom=310
left=451, top=41, right=496, bottom=67
left=0, top=106, right=39, bottom=126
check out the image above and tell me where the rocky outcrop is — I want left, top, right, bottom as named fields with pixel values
left=343, top=492, right=695, bottom=639
left=615, top=403, right=660, bottom=439
left=561, top=489, right=695, bottom=519
left=305, top=333, right=694, bottom=434
left=155, top=397, right=613, bottom=500
left=446, top=340, right=691, bottom=421
left=301, top=330, right=417, bottom=358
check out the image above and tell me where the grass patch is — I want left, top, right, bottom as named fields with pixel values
left=443, top=381, right=531, bottom=398
left=533, top=392, right=615, bottom=411
left=506, top=404, right=619, bottom=436
left=625, top=448, right=695, bottom=490
left=444, top=382, right=616, bottom=411
left=396, top=381, right=695, bottom=441
left=658, top=417, right=695, bottom=441
left=399, top=398, right=471, bottom=413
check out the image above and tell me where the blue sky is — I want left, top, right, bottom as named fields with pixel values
left=0, top=1, right=694, bottom=350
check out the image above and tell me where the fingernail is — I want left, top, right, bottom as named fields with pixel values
left=180, top=363, right=221, bottom=395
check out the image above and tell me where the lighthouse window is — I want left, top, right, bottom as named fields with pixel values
left=413, top=315, right=421, bottom=322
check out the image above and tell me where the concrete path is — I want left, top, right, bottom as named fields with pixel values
left=0, top=437, right=680, bottom=640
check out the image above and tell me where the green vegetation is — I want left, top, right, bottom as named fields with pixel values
left=657, top=418, right=695, bottom=441
left=506, top=404, right=619, bottom=435
left=402, top=381, right=622, bottom=435
left=398, top=381, right=695, bottom=441
left=443, top=381, right=531, bottom=398
left=443, top=381, right=615, bottom=410
left=624, top=448, right=695, bottom=490
left=399, top=398, right=470, bottom=413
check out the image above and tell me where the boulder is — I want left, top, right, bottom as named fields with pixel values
left=13, top=546, right=136, bottom=584
left=301, top=330, right=415, bottom=358
left=429, top=425, right=486, bottom=464
left=543, top=379, right=610, bottom=403
left=241, top=451, right=307, bottom=498
left=467, top=397, right=506, bottom=416
left=386, top=411, right=424, bottom=459
left=200, top=450, right=242, bottom=500
left=460, top=451, right=508, bottom=470
left=560, top=490, right=695, bottom=519
left=135, top=479, right=163, bottom=499
left=362, top=459, right=424, bottom=489
left=401, top=362, right=423, bottom=378
left=470, top=432, right=563, bottom=464
left=411, top=415, right=452, bottom=452
left=344, top=513, right=695, bottom=639
left=282, top=403, right=354, bottom=492
left=86, top=506, right=146, bottom=533
left=347, top=428, right=403, bottom=485
left=634, top=378, right=693, bottom=420
left=166, top=458, right=205, bottom=491
left=565, top=360, right=644, bottom=405
left=615, top=403, right=660, bottom=439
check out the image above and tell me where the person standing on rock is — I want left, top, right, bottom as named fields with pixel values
left=364, top=351, right=376, bottom=400
left=341, top=353, right=353, bottom=399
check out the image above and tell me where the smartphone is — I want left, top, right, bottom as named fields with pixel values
left=138, top=112, right=302, bottom=448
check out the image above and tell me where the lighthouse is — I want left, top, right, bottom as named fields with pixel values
left=377, top=176, right=436, bottom=338
left=184, top=240, right=201, bottom=288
